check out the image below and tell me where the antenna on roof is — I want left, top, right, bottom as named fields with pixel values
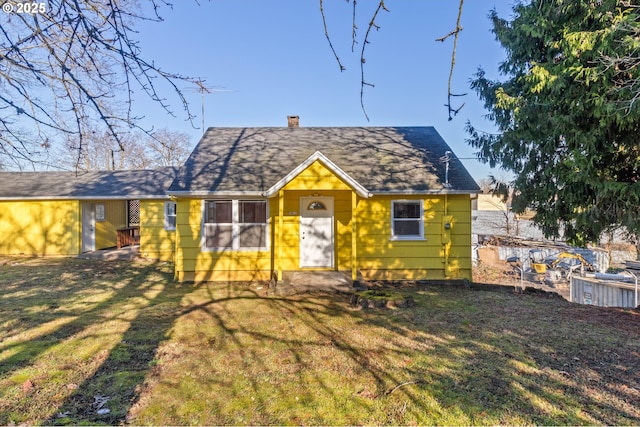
left=184, top=79, right=233, bottom=131
left=439, top=150, right=453, bottom=188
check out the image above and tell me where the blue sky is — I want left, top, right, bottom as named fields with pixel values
left=133, top=1, right=514, bottom=181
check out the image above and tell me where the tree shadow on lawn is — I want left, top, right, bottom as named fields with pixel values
left=4, top=259, right=638, bottom=425
left=126, top=281, right=640, bottom=426
left=364, top=283, right=640, bottom=425
left=0, top=258, right=152, bottom=381
left=44, top=262, right=193, bottom=425
left=0, top=257, right=193, bottom=425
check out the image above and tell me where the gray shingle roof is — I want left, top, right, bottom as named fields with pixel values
left=0, top=167, right=178, bottom=199
left=169, top=127, right=480, bottom=195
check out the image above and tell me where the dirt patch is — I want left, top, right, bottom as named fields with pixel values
left=473, top=257, right=574, bottom=300
left=350, top=290, right=416, bottom=309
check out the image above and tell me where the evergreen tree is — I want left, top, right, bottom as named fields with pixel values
left=468, top=0, right=640, bottom=255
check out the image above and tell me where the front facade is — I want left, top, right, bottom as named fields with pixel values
left=169, top=126, right=480, bottom=282
left=0, top=126, right=480, bottom=283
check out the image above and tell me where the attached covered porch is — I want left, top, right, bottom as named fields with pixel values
left=80, top=199, right=141, bottom=252
left=266, top=152, right=370, bottom=285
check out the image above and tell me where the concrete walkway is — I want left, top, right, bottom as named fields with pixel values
left=77, top=245, right=141, bottom=261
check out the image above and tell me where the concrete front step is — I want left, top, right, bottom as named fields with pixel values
left=269, top=270, right=365, bottom=296
left=77, top=245, right=140, bottom=261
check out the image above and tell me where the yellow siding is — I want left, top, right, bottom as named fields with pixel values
left=174, top=199, right=272, bottom=282
left=173, top=159, right=474, bottom=282
left=178, top=270, right=272, bottom=282
left=139, top=200, right=176, bottom=261
left=283, top=160, right=353, bottom=191
left=274, top=189, right=353, bottom=271
left=0, top=200, right=80, bottom=255
left=355, top=194, right=472, bottom=280
left=279, top=163, right=354, bottom=271
left=94, top=200, right=127, bottom=249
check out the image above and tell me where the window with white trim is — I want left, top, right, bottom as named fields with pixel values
left=164, top=201, right=177, bottom=231
left=203, top=200, right=268, bottom=249
left=391, top=201, right=423, bottom=239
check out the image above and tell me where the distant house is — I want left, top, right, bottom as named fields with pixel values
left=168, top=125, right=480, bottom=282
left=472, top=194, right=541, bottom=241
left=0, top=168, right=177, bottom=261
left=473, top=194, right=508, bottom=212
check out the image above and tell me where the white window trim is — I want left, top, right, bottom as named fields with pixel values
left=164, top=201, right=177, bottom=231
left=201, top=199, right=270, bottom=251
left=95, top=204, right=105, bottom=222
left=390, top=200, right=425, bottom=240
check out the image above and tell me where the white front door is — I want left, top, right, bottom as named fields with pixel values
left=81, top=202, right=95, bottom=252
left=300, top=197, right=334, bottom=268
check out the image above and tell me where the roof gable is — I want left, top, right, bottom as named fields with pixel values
left=265, top=151, right=370, bottom=198
left=169, top=127, right=480, bottom=196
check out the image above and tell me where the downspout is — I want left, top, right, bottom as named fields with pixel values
left=443, top=192, right=450, bottom=278
left=351, top=191, right=358, bottom=283
left=277, top=190, right=284, bottom=281
left=170, top=195, right=179, bottom=281
left=441, top=151, right=453, bottom=278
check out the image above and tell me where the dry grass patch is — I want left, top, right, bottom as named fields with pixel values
left=0, top=256, right=639, bottom=425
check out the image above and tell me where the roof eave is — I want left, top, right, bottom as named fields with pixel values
left=167, top=190, right=266, bottom=198
left=371, top=189, right=482, bottom=195
left=0, top=195, right=170, bottom=201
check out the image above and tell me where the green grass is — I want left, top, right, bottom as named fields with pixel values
left=1, top=256, right=639, bottom=425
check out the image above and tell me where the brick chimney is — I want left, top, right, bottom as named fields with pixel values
left=287, top=115, right=299, bottom=128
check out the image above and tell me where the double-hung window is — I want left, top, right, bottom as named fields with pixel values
left=238, top=200, right=267, bottom=248
left=164, top=201, right=177, bottom=231
left=203, top=200, right=267, bottom=250
left=391, top=200, right=423, bottom=239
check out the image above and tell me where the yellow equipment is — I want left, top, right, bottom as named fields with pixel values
left=528, top=249, right=595, bottom=285
left=549, top=251, right=594, bottom=271
left=529, top=250, right=548, bottom=273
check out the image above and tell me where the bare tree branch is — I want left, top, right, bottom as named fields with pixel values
left=436, top=0, right=466, bottom=121
left=319, top=0, right=346, bottom=72
left=320, top=2, right=466, bottom=122
left=359, top=1, right=389, bottom=122
left=0, top=0, right=198, bottom=170
left=351, top=0, right=358, bottom=52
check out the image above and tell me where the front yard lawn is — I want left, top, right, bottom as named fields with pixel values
left=0, top=256, right=638, bottom=425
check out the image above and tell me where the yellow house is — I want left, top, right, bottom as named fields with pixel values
left=168, top=124, right=481, bottom=283
left=0, top=168, right=177, bottom=261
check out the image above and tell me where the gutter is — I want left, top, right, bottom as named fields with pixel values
left=167, top=190, right=266, bottom=198
left=166, top=189, right=480, bottom=199
left=0, top=195, right=172, bottom=201
left=371, top=189, right=482, bottom=196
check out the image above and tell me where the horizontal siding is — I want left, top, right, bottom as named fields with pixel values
left=283, top=161, right=352, bottom=191
left=182, top=252, right=272, bottom=272
left=95, top=200, right=127, bottom=250
left=175, top=198, right=272, bottom=281
left=140, top=200, right=175, bottom=261
left=275, top=189, right=354, bottom=271
left=361, top=268, right=471, bottom=281
left=178, top=270, right=272, bottom=282
left=174, top=181, right=473, bottom=281
left=356, top=195, right=472, bottom=280
left=0, top=200, right=80, bottom=255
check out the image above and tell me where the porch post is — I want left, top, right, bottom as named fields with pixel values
left=277, top=190, right=284, bottom=281
left=351, top=191, right=358, bottom=282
